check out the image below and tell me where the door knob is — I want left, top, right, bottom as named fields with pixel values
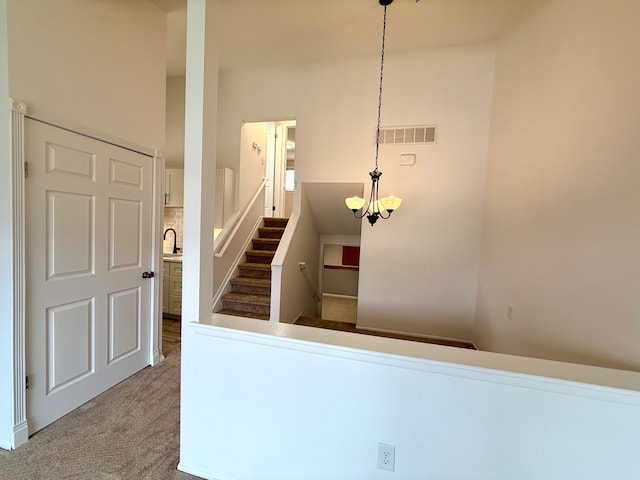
left=142, top=271, right=155, bottom=279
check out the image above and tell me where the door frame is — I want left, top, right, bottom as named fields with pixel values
left=264, top=120, right=295, bottom=218
left=8, top=100, right=164, bottom=448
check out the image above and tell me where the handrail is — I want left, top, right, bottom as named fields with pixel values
left=298, top=262, right=321, bottom=303
left=214, top=178, right=266, bottom=258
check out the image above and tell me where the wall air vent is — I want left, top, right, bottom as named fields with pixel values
left=378, top=125, right=437, bottom=145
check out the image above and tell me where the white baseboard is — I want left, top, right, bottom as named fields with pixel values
left=282, top=312, right=303, bottom=324
left=322, top=293, right=358, bottom=300
left=177, top=461, right=237, bottom=480
left=152, top=352, right=165, bottom=366
left=12, top=421, right=28, bottom=449
left=151, top=348, right=164, bottom=366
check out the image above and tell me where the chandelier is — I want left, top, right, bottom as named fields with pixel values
left=345, top=0, right=401, bottom=226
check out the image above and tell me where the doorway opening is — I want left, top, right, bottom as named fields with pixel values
left=320, top=244, right=360, bottom=323
left=264, top=120, right=296, bottom=218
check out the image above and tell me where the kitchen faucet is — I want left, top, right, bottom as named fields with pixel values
left=163, top=228, right=179, bottom=254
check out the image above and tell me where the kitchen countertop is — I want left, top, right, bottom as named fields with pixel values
left=163, top=254, right=183, bottom=262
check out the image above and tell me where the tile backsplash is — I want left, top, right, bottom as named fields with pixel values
left=163, top=207, right=184, bottom=254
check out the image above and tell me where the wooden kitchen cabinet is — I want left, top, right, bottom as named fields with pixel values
left=165, top=169, right=184, bottom=207
left=163, top=259, right=182, bottom=317
left=162, top=262, right=169, bottom=314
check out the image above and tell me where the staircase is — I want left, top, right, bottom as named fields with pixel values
left=219, top=217, right=288, bottom=320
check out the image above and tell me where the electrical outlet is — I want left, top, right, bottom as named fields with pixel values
left=377, top=443, right=395, bottom=472
left=507, top=304, right=513, bottom=320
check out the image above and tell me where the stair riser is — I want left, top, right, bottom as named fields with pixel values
left=258, top=228, right=284, bottom=239
left=222, top=300, right=270, bottom=316
left=263, top=218, right=288, bottom=229
left=246, top=254, right=274, bottom=264
left=238, top=267, right=271, bottom=279
left=252, top=240, right=279, bottom=251
left=232, top=284, right=271, bottom=296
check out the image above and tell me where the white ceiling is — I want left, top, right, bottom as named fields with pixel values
left=154, top=0, right=534, bottom=75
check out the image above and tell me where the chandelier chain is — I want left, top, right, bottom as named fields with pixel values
left=374, top=4, right=388, bottom=171
left=345, top=0, right=401, bottom=226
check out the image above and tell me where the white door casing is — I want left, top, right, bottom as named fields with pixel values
left=264, top=120, right=295, bottom=218
left=25, top=118, right=153, bottom=434
left=272, top=123, right=285, bottom=218
left=264, top=122, right=276, bottom=218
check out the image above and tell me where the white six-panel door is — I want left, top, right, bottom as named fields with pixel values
left=25, top=119, right=153, bottom=434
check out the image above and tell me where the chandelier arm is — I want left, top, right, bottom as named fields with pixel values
left=366, top=175, right=377, bottom=215
left=374, top=175, right=381, bottom=213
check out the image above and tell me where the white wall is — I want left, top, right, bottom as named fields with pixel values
left=165, top=75, right=186, bottom=168
left=284, top=190, right=293, bottom=217
left=179, top=318, right=640, bottom=480
left=7, top=0, right=166, bottom=148
left=324, top=244, right=344, bottom=265
left=1, top=0, right=167, bottom=450
left=357, top=47, right=494, bottom=340
left=323, top=269, right=359, bottom=297
left=238, top=121, right=267, bottom=211
left=322, top=244, right=359, bottom=296
left=218, top=45, right=495, bottom=340
left=474, top=0, right=640, bottom=371
left=271, top=188, right=320, bottom=323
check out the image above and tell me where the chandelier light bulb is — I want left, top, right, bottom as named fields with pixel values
left=345, top=196, right=366, bottom=212
left=380, top=196, right=402, bottom=212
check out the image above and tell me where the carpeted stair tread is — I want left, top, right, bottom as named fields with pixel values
left=258, top=227, right=286, bottom=239
left=238, top=262, right=271, bottom=271
left=252, top=238, right=281, bottom=251
left=246, top=250, right=276, bottom=264
left=222, top=292, right=271, bottom=305
left=263, top=217, right=289, bottom=228
left=237, top=263, right=272, bottom=279
left=231, top=276, right=271, bottom=295
left=246, top=249, right=276, bottom=257
left=221, top=292, right=271, bottom=315
left=218, top=309, right=270, bottom=321
left=231, top=277, right=272, bottom=287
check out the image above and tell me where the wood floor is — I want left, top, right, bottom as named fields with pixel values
left=294, top=316, right=476, bottom=350
left=162, top=316, right=182, bottom=357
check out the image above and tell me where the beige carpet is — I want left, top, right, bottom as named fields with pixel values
left=0, top=345, right=198, bottom=480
